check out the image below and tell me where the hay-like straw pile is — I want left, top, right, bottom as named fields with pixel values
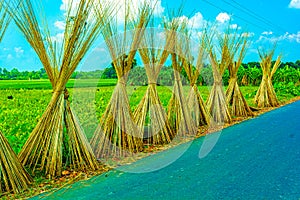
left=167, top=20, right=197, bottom=136
left=91, top=1, right=152, bottom=159
left=133, top=20, right=177, bottom=145
left=183, top=30, right=211, bottom=127
left=206, top=29, right=233, bottom=124
left=225, top=31, right=253, bottom=117
left=255, top=46, right=281, bottom=107
left=0, top=130, right=32, bottom=194
left=9, top=0, right=110, bottom=177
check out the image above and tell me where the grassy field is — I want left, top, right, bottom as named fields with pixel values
left=0, top=79, right=294, bottom=154
left=0, top=79, right=117, bottom=89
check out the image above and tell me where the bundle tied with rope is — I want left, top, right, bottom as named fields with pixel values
left=206, top=29, right=233, bottom=124
left=167, top=20, right=197, bottom=136
left=133, top=19, right=178, bottom=145
left=255, top=46, right=281, bottom=107
left=91, top=0, right=152, bottom=159
left=182, top=28, right=211, bottom=127
left=9, top=0, right=112, bottom=177
left=225, top=30, right=253, bottom=117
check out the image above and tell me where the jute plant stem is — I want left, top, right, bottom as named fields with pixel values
left=255, top=46, right=281, bottom=107
left=225, top=33, right=253, bottom=117
left=133, top=23, right=177, bottom=145
left=183, top=32, right=211, bottom=127
left=0, top=1, right=32, bottom=194
left=206, top=29, right=233, bottom=124
left=0, top=131, right=32, bottom=194
left=0, top=0, right=10, bottom=42
left=9, top=0, right=110, bottom=177
left=91, top=1, right=152, bottom=159
left=167, top=22, right=197, bottom=136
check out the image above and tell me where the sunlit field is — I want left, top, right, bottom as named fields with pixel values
left=0, top=79, right=293, bottom=155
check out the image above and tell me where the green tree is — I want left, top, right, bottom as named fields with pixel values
left=295, top=60, right=300, bottom=68
left=102, top=56, right=137, bottom=79
left=10, top=68, right=20, bottom=79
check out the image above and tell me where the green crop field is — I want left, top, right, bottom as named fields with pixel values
left=0, top=79, right=117, bottom=89
left=0, top=79, right=293, bottom=155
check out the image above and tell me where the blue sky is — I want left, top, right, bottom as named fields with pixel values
left=0, top=0, right=299, bottom=71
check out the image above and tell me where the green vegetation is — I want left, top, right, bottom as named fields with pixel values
left=0, top=79, right=117, bottom=89
left=0, top=68, right=105, bottom=80
left=126, top=63, right=300, bottom=88
left=0, top=81, right=295, bottom=155
left=2, top=60, right=299, bottom=84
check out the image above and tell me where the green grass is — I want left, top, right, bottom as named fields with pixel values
left=0, top=80, right=296, bottom=154
left=0, top=79, right=117, bottom=89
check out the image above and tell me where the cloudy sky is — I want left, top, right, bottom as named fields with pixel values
left=0, top=0, right=299, bottom=71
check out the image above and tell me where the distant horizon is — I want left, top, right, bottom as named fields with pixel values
left=1, top=59, right=299, bottom=73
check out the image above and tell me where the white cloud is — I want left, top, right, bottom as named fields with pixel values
left=289, top=0, right=300, bottom=8
left=229, top=24, right=241, bottom=30
left=189, top=12, right=205, bottom=29
left=14, top=47, right=24, bottom=57
left=54, top=21, right=66, bottom=30
left=51, top=33, right=64, bottom=43
left=242, top=32, right=255, bottom=37
left=249, top=48, right=258, bottom=54
left=284, top=31, right=300, bottom=43
left=262, top=31, right=273, bottom=35
left=169, top=12, right=207, bottom=47
left=216, top=12, right=230, bottom=23
left=258, top=31, right=300, bottom=43
left=152, top=0, right=164, bottom=16
left=174, top=15, right=188, bottom=25
left=14, top=47, right=24, bottom=54
left=60, top=0, right=80, bottom=11
left=258, top=35, right=271, bottom=43
left=173, top=12, right=206, bottom=29
left=7, top=54, right=13, bottom=59
left=230, top=24, right=237, bottom=29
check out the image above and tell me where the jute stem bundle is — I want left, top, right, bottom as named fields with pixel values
left=255, top=46, right=281, bottom=107
left=225, top=33, right=253, bottom=117
left=10, top=0, right=108, bottom=177
left=206, top=30, right=233, bottom=124
left=0, top=130, right=32, bottom=194
left=0, top=1, right=32, bottom=194
left=183, top=33, right=211, bottom=127
left=91, top=1, right=152, bottom=159
left=167, top=22, right=197, bottom=136
left=133, top=23, right=176, bottom=145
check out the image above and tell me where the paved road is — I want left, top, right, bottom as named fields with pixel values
left=36, top=101, right=300, bottom=199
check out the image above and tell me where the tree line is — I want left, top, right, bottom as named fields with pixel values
left=0, top=60, right=300, bottom=83
left=127, top=61, right=300, bottom=87
left=0, top=67, right=104, bottom=80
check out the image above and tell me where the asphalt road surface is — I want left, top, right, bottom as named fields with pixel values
left=35, top=100, right=300, bottom=199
